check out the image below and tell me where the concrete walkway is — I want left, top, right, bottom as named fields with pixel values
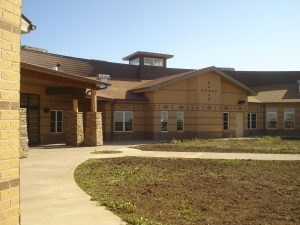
left=21, top=143, right=300, bottom=225
left=21, top=145, right=127, bottom=225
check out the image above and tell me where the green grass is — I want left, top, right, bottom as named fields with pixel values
left=74, top=157, right=300, bottom=225
left=136, top=136, right=300, bottom=154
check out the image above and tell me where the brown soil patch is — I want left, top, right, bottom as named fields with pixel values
left=74, top=157, right=300, bottom=225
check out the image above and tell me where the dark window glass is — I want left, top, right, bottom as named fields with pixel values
left=223, top=112, right=229, bottom=130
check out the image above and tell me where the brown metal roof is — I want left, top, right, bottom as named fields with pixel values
left=20, top=48, right=300, bottom=103
left=248, top=83, right=300, bottom=103
left=21, top=62, right=103, bottom=89
left=223, top=70, right=300, bottom=87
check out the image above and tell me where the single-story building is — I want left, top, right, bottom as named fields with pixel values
left=20, top=47, right=300, bottom=146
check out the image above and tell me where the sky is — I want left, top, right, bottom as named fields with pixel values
left=22, top=0, right=300, bottom=71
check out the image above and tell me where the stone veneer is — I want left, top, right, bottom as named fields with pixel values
left=64, top=111, right=84, bottom=146
left=19, top=108, right=28, bottom=157
left=0, top=0, right=22, bottom=224
left=84, top=112, right=103, bottom=146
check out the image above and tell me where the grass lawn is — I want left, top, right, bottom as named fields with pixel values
left=136, top=136, right=300, bottom=154
left=74, top=157, right=300, bottom=225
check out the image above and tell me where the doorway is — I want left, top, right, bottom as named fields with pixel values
left=21, top=93, right=40, bottom=145
left=236, top=113, right=244, bottom=137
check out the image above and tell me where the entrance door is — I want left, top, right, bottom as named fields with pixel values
left=21, top=93, right=40, bottom=145
left=236, top=113, right=244, bottom=137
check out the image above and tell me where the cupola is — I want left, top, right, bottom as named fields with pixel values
left=123, top=51, right=173, bottom=68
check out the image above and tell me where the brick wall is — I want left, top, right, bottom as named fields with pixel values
left=0, top=0, right=22, bottom=224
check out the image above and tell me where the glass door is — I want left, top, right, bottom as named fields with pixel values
left=21, top=93, right=40, bottom=145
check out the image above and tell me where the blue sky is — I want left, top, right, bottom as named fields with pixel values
left=22, top=0, right=300, bottom=70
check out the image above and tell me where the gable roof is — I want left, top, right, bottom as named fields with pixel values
left=130, top=67, right=256, bottom=95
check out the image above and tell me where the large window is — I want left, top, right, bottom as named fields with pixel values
left=144, top=57, right=164, bottom=67
left=284, top=108, right=295, bottom=129
left=50, top=110, right=63, bottom=133
left=248, top=113, right=257, bottom=129
left=161, top=111, right=168, bottom=132
left=267, top=108, right=277, bottom=129
left=129, top=58, right=140, bottom=65
left=223, top=112, right=229, bottom=131
left=114, top=111, right=133, bottom=132
left=177, top=111, right=184, bottom=132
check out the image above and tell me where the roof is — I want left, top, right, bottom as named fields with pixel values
left=248, top=83, right=300, bottom=103
left=21, top=62, right=103, bottom=89
left=223, top=70, right=300, bottom=87
left=20, top=48, right=300, bottom=103
left=95, top=79, right=149, bottom=101
left=131, top=67, right=256, bottom=95
left=21, top=48, right=187, bottom=80
left=123, top=51, right=174, bottom=61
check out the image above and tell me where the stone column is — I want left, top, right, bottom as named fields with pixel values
left=64, top=111, right=84, bottom=146
left=19, top=108, right=29, bottom=158
left=84, top=112, right=103, bottom=146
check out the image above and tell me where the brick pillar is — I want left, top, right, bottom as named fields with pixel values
left=84, top=112, right=103, bottom=146
left=64, top=111, right=84, bottom=146
left=19, top=108, right=29, bottom=158
left=0, top=1, right=22, bottom=224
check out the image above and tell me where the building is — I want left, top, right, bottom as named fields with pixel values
left=20, top=48, right=300, bottom=146
left=0, top=0, right=35, bottom=223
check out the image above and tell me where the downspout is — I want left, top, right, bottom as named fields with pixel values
left=111, top=100, right=116, bottom=139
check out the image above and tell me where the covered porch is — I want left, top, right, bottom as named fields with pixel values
left=20, top=63, right=106, bottom=156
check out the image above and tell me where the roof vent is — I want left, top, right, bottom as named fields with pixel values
left=97, top=74, right=111, bottom=90
left=51, top=63, right=61, bottom=71
left=22, top=45, right=48, bottom=53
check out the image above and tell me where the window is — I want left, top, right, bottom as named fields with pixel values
left=267, top=108, right=277, bottom=129
left=161, top=111, right=168, bottom=132
left=284, top=108, right=295, bottom=129
left=50, top=110, right=63, bottom=133
left=177, top=112, right=184, bottom=132
left=129, top=58, right=140, bottom=65
left=248, top=113, right=257, bottom=129
left=144, top=57, right=164, bottom=67
left=223, top=112, right=229, bottom=131
left=114, top=111, right=133, bottom=132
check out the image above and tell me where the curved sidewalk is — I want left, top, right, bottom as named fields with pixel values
left=114, top=147, right=300, bottom=161
left=21, top=145, right=126, bottom=225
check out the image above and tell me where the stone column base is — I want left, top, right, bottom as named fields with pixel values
left=20, top=108, right=29, bottom=158
left=84, top=112, right=103, bottom=146
left=64, top=111, right=84, bottom=146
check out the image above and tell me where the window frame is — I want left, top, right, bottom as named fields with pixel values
left=248, top=112, right=257, bottom=130
left=266, top=108, right=277, bottom=129
left=144, top=57, right=164, bottom=67
left=284, top=108, right=295, bottom=129
left=176, top=111, right=184, bottom=132
left=129, top=58, right=140, bottom=66
left=114, top=111, right=134, bottom=132
left=161, top=111, right=169, bottom=132
left=50, top=110, right=63, bottom=134
left=223, top=112, right=229, bottom=131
